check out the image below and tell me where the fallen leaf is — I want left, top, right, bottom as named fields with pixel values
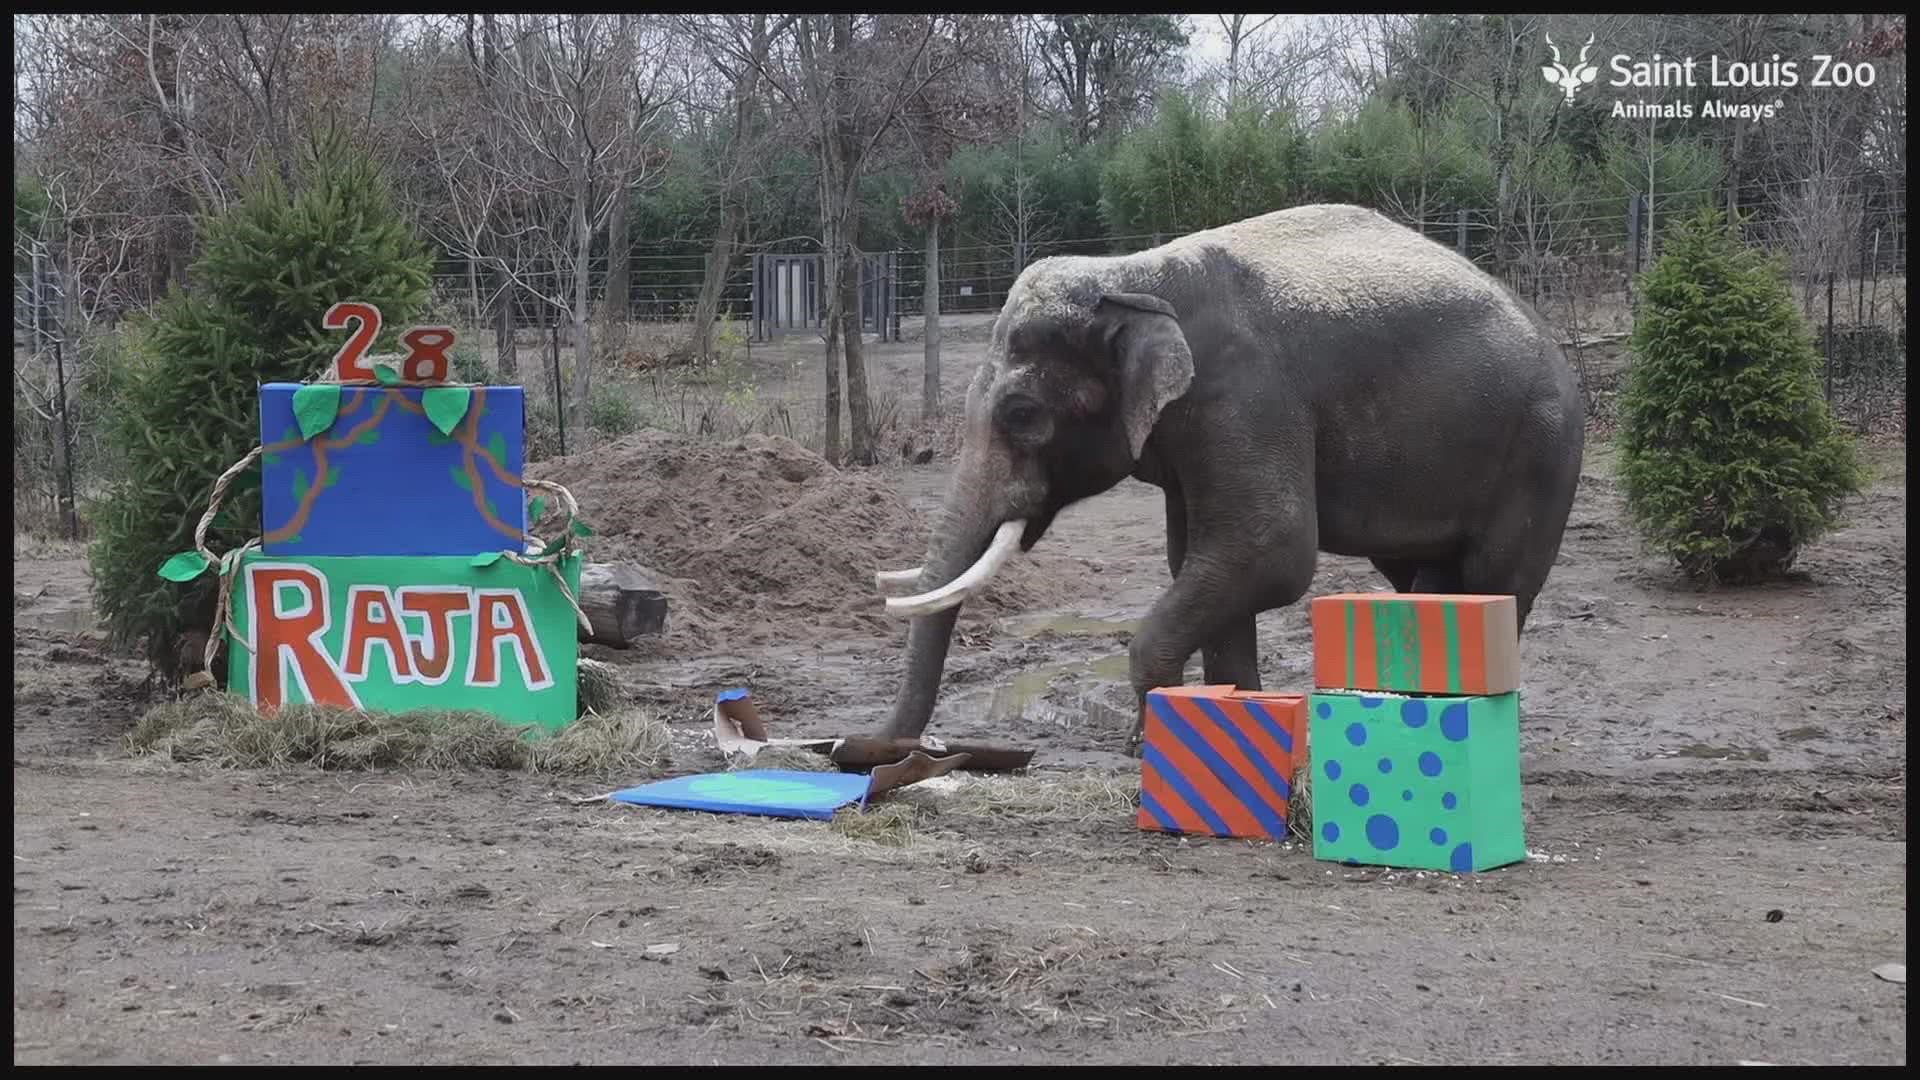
left=590, top=940, right=615, bottom=949
left=646, top=943, right=680, bottom=956
left=1871, top=963, right=1905, bottom=984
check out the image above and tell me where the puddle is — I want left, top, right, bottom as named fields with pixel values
left=1004, top=614, right=1140, bottom=639
left=1667, top=742, right=1772, bottom=762
left=986, top=654, right=1131, bottom=722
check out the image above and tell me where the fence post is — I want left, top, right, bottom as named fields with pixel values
left=1456, top=209, right=1468, bottom=257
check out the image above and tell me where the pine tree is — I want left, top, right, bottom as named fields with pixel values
left=89, top=133, right=433, bottom=678
left=1616, top=207, right=1864, bottom=584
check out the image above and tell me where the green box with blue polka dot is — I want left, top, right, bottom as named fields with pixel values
left=1308, top=690, right=1525, bottom=873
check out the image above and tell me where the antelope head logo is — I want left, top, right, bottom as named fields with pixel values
left=1541, top=33, right=1599, bottom=103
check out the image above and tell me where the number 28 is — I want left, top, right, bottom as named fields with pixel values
left=323, top=301, right=455, bottom=383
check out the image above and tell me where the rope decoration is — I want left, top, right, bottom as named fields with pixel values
left=174, top=436, right=592, bottom=683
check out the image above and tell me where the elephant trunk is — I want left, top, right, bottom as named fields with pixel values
left=877, top=465, right=1023, bottom=740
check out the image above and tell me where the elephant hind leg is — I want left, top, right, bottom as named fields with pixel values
left=1369, top=557, right=1421, bottom=593
left=1371, top=556, right=1463, bottom=596
left=1458, top=527, right=1556, bottom=635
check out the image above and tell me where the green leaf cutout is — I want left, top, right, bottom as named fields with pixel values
left=292, top=383, right=342, bottom=440
left=540, top=535, right=568, bottom=557
left=157, top=551, right=210, bottom=582
left=373, top=363, right=400, bottom=386
left=423, top=385, right=472, bottom=436
left=569, top=519, right=595, bottom=538
left=527, top=495, right=548, bottom=523
left=449, top=465, right=473, bottom=492
left=469, top=551, right=504, bottom=568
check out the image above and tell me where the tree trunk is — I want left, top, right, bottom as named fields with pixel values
left=821, top=252, right=844, bottom=464
left=569, top=156, right=593, bottom=446
left=827, top=14, right=872, bottom=466
left=494, top=271, right=518, bottom=380
left=842, top=247, right=874, bottom=465
left=603, top=168, right=632, bottom=343
left=692, top=15, right=768, bottom=364
left=692, top=207, right=740, bottom=362
left=576, top=562, right=670, bottom=647
left=922, top=218, right=942, bottom=419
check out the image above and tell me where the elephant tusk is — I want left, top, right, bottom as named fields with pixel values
left=874, top=566, right=926, bottom=594
left=883, top=520, right=1026, bottom=618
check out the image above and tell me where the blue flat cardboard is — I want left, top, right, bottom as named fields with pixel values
left=609, top=770, right=876, bottom=821
left=258, top=383, right=527, bottom=557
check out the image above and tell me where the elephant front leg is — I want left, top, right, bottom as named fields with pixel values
left=1123, top=558, right=1250, bottom=756
left=1203, top=615, right=1261, bottom=690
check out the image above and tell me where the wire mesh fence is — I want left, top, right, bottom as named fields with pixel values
left=12, top=174, right=1910, bottom=536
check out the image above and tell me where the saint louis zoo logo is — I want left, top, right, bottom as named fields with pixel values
left=1541, top=33, right=1880, bottom=121
left=1540, top=34, right=1599, bottom=103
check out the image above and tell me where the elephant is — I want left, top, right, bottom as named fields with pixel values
left=872, top=203, right=1585, bottom=754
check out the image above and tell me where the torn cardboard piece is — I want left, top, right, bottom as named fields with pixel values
left=606, top=688, right=1033, bottom=822
left=712, top=688, right=1035, bottom=773
left=608, top=750, right=972, bottom=822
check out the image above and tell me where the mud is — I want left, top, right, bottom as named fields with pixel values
left=11, top=326, right=1908, bottom=1065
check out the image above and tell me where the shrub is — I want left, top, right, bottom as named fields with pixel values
left=88, top=133, right=433, bottom=677
left=1616, top=208, right=1864, bottom=583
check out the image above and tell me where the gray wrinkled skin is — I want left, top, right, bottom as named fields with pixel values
left=880, top=204, right=1585, bottom=754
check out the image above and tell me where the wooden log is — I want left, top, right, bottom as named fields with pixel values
left=577, top=562, right=670, bottom=648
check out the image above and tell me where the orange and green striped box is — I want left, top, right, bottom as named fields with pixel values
left=1310, top=593, right=1519, bottom=696
left=1137, top=685, right=1306, bottom=840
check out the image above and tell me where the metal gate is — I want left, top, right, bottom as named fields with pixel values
left=751, top=252, right=898, bottom=342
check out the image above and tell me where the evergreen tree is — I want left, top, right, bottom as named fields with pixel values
left=1616, top=208, right=1864, bottom=583
left=89, top=133, right=433, bottom=678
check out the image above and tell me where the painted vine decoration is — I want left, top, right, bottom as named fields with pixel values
left=155, top=303, right=593, bottom=685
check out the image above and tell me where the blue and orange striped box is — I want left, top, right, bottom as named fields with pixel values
left=1137, top=685, right=1307, bottom=840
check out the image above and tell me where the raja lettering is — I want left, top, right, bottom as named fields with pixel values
left=247, top=563, right=553, bottom=711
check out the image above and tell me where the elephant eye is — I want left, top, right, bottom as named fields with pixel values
left=1001, top=399, right=1042, bottom=433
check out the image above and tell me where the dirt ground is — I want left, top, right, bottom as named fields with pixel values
left=12, top=320, right=1909, bottom=1065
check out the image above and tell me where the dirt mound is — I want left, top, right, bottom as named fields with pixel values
left=529, top=431, right=1062, bottom=650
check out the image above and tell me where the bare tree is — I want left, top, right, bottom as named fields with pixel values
left=409, top=14, right=678, bottom=440
left=1033, top=14, right=1191, bottom=144
left=680, top=15, right=791, bottom=363
left=739, top=15, right=981, bottom=464
left=895, top=18, right=1018, bottom=420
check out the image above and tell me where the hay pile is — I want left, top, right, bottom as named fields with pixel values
left=528, top=431, right=1065, bottom=649
left=127, top=692, right=670, bottom=776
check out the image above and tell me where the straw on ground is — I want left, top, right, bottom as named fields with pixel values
left=126, top=691, right=670, bottom=776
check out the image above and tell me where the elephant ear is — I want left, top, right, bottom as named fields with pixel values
left=1098, top=292, right=1195, bottom=459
